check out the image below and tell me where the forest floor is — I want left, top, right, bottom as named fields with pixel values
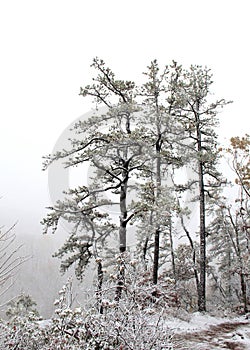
left=166, top=313, right=250, bottom=349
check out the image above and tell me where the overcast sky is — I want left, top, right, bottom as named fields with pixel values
left=0, top=0, right=249, bottom=238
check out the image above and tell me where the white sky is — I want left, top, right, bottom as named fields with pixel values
left=0, top=0, right=249, bottom=237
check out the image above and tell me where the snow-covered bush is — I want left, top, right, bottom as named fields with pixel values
left=1, top=257, right=174, bottom=349
left=0, top=312, right=49, bottom=349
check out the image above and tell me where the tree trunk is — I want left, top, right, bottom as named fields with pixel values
left=152, top=132, right=162, bottom=285
left=119, top=180, right=128, bottom=253
left=196, top=107, right=206, bottom=312
left=143, top=236, right=149, bottom=263
left=198, top=159, right=206, bottom=312
left=97, top=261, right=104, bottom=314
left=153, top=228, right=160, bottom=285
left=115, top=165, right=129, bottom=301
left=240, top=271, right=248, bottom=313
left=180, top=213, right=200, bottom=302
left=227, top=249, right=232, bottom=303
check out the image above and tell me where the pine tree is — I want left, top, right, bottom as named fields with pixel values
left=172, top=65, right=230, bottom=311
left=42, top=58, right=151, bottom=288
left=133, top=60, right=182, bottom=284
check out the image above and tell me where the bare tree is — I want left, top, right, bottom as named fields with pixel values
left=0, top=223, right=29, bottom=306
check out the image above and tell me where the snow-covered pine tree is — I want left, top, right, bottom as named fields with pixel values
left=171, top=65, right=230, bottom=311
left=41, top=59, right=153, bottom=299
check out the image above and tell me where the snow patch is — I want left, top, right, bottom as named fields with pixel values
left=165, top=312, right=228, bottom=333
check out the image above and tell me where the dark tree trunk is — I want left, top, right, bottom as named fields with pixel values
left=196, top=107, right=206, bottom=312
left=198, top=159, right=206, bottom=312
left=97, top=261, right=104, bottom=314
left=143, top=236, right=149, bottom=263
left=153, top=228, right=160, bottom=285
left=152, top=132, right=162, bottom=285
left=119, top=180, right=128, bottom=253
left=115, top=263, right=125, bottom=302
left=240, top=271, right=248, bottom=313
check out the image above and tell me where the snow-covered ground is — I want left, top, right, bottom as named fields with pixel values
left=165, top=312, right=250, bottom=349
